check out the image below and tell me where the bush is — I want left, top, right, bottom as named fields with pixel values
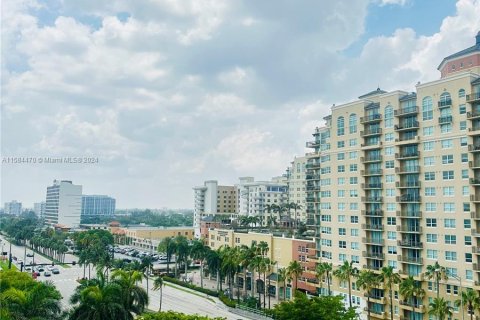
left=218, top=293, right=236, bottom=308
left=163, top=276, right=219, bottom=297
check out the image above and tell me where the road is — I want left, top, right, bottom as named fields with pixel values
left=0, top=236, right=249, bottom=319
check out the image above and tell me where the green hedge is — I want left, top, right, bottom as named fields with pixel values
left=163, top=276, right=219, bottom=297
left=218, top=293, right=236, bottom=308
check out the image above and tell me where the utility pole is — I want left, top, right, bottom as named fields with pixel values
left=8, top=242, right=12, bottom=269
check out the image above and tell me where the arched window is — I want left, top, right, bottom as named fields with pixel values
left=439, top=92, right=451, bottom=107
left=349, top=114, right=357, bottom=134
left=422, top=97, right=433, bottom=120
left=384, top=105, right=393, bottom=128
left=337, top=116, right=345, bottom=136
left=459, top=89, right=466, bottom=98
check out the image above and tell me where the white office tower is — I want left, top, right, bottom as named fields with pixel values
left=44, top=180, right=82, bottom=228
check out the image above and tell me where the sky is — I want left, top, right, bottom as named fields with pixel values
left=1, top=0, right=480, bottom=209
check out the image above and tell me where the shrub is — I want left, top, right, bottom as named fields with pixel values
left=163, top=276, right=219, bottom=297
left=218, top=293, right=236, bottom=308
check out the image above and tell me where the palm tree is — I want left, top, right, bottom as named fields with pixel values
left=315, top=262, right=333, bottom=295
left=455, top=288, right=480, bottom=320
left=357, top=270, right=381, bottom=320
left=251, top=255, right=264, bottom=307
left=110, top=269, right=149, bottom=318
left=399, top=276, right=425, bottom=309
left=264, top=204, right=276, bottom=227
left=153, top=276, right=164, bottom=312
left=174, top=236, right=189, bottom=278
left=158, top=237, right=176, bottom=276
left=425, top=262, right=448, bottom=299
left=289, top=202, right=303, bottom=228
left=190, top=240, right=207, bottom=288
left=333, top=260, right=358, bottom=308
left=239, top=244, right=256, bottom=298
left=429, top=297, right=453, bottom=320
left=140, top=256, right=153, bottom=295
left=380, top=266, right=401, bottom=320
left=205, top=248, right=222, bottom=291
left=287, top=260, right=303, bottom=293
left=277, top=267, right=288, bottom=301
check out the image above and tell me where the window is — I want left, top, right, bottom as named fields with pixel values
left=338, top=215, right=345, bottom=222
left=349, top=139, right=357, bottom=146
left=386, top=189, right=395, bottom=197
left=466, top=270, right=473, bottom=280
left=444, top=202, right=455, bottom=212
left=339, top=241, right=346, bottom=249
left=459, top=89, right=466, bottom=98
left=441, top=139, right=453, bottom=149
left=461, top=137, right=468, bottom=146
left=388, top=260, right=397, bottom=269
left=350, top=203, right=359, bottom=210
left=426, top=218, right=437, bottom=227
left=337, top=153, right=345, bottom=160
left=423, top=141, right=434, bottom=151
left=387, top=231, right=396, bottom=240
left=425, top=172, right=435, bottom=181
left=460, top=121, right=467, bottom=130
left=351, top=255, right=360, bottom=264
left=337, top=141, right=345, bottom=148
left=339, top=254, right=347, bottom=262
left=445, top=251, right=457, bottom=261
left=443, top=187, right=454, bottom=196
left=385, top=146, right=394, bottom=155
left=426, top=234, right=438, bottom=243
left=387, top=217, right=396, bottom=225
left=466, top=253, right=473, bottom=263
left=425, top=187, right=436, bottom=196
left=465, top=219, right=472, bottom=229
left=350, top=242, right=359, bottom=250
left=339, top=228, right=346, bottom=236
left=338, top=165, right=345, bottom=173
left=443, top=171, right=454, bottom=180
left=351, top=216, right=359, bottom=223
left=387, top=246, right=397, bottom=254
left=445, top=235, right=457, bottom=244
left=349, top=190, right=358, bottom=197
left=462, top=169, right=469, bottom=179
left=385, top=175, right=395, bottom=183
left=385, top=106, right=393, bottom=128
left=444, top=219, right=456, bottom=228
left=426, top=203, right=437, bottom=212
left=423, top=126, right=434, bottom=136
left=463, top=186, right=470, bottom=196
left=465, top=236, right=472, bottom=246
left=350, top=229, right=359, bottom=236
left=459, top=104, right=466, bottom=114
left=424, top=156, right=435, bottom=166
left=385, top=132, right=394, bottom=141
left=349, top=114, right=357, bottom=134
left=338, top=178, right=345, bottom=185
left=386, top=203, right=396, bottom=212
left=461, top=153, right=468, bottom=163
left=427, top=249, right=438, bottom=259
left=349, top=164, right=357, bottom=172
left=349, top=151, right=357, bottom=159
left=422, top=96, right=433, bottom=120
left=442, top=155, right=453, bottom=164
left=337, top=117, right=345, bottom=136
left=385, top=160, right=395, bottom=169
left=349, top=177, right=358, bottom=185
left=338, top=190, right=345, bottom=197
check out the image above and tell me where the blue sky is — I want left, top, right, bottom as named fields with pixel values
left=2, top=0, right=480, bottom=208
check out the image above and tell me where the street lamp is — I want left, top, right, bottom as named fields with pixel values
left=447, top=272, right=464, bottom=320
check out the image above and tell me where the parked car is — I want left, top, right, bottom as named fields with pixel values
left=52, top=268, right=60, bottom=274
left=47, top=265, right=55, bottom=271
left=36, top=267, right=45, bottom=272
left=44, top=271, right=51, bottom=277
left=25, top=267, right=32, bottom=272
left=26, top=253, right=34, bottom=257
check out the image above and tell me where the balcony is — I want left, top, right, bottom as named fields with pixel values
left=363, top=308, right=387, bottom=319
left=305, top=162, right=321, bottom=169
left=398, top=255, right=423, bottom=265
left=468, top=127, right=480, bottom=135
left=467, top=92, right=480, bottom=103
left=360, top=114, right=382, bottom=124
left=399, top=301, right=426, bottom=313
left=362, top=238, right=385, bottom=245
left=470, top=161, right=480, bottom=169
left=305, top=185, right=321, bottom=191
left=361, top=169, right=383, bottom=176
left=469, top=145, right=480, bottom=152
left=471, top=247, right=480, bottom=254
left=473, top=263, right=480, bottom=272
left=438, top=115, right=453, bottom=124
left=395, top=121, right=419, bottom=131
left=362, top=196, right=383, bottom=203
left=438, top=99, right=452, bottom=108
left=395, top=106, right=418, bottom=117
left=396, top=195, right=421, bottom=203
left=361, top=141, right=383, bottom=149
left=306, top=140, right=320, bottom=148
left=362, top=183, right=383, bottom=189
left=361, top=128, right=383, bottom=137
left=362, top=210, right=384, bottom=217
left=361, top=155, right=383, bottom=163
left=396, top=211, right=422, bottom=218
left=397, top=240, right=423, bottom=248
left=396, top=181, right=421, bottom=188
left=364, top=293, right=386, bottom=304
left=472, top=229, right=480, bottom=237
left=362, top=251, right=385, bottom=260
left=395, top=136, right=420, bottom=144
left=306, top=197, right=319, bottom=203
left=396, top=226, right=422, bottom=233
left=363, top=264, right=382, bottom=271
left=395, top=151, right=420, bottom=159
left=470, top=178, right=480, bottom=186
left=362, top=224, right=384, bottom=231
left=470, top=195, right=480, bottom=202
left=306, top=174, right=320, bottom=180
left=395, top=166, right=420, bottom=174
left=471, top=212, right=480, bottom=220
left=468, top=110, right=480, bottom=119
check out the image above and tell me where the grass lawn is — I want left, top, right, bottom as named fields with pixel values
left=164, top=282, right=215, bottom=303
left=0, top=259, right=17, bottom=271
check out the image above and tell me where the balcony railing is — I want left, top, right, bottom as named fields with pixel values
left=467, top=92, right=480, bottom=103
left=305, top=140, right=320, bottom=148
left=361, top=155, right=383, bottom=163
left=395, top=106, right=418, bottom=117
left=361, top=128, right=383, bottom=137
left=469, top=161, right=480, bottom=168
left=396, top=226, right=422, bottom=233
left=305, top=162, right=321, bottom=169
left=469, top=145, right=480, bottom=152
left=395, top=121, right=419, bottom=131
left=467, top=110, right=480, bottom=119
left=396, top=166, right=420, bottom=174
left=362, top=238, right=384, bottom=245
left=468, top=127, right=480, bottom=134
left=360, top=114, right=382, bottom=123
left=438, top=115, right=453, bottom=124
left=362, top=196, right=383, bottom=203
left=395, top=151, right=419, bottom=159
left=306, top=174, right=320, bottom=180
left=438, top=99, right=452, bottom=108
left=361, top=169, right=383, bottom=176
left=362, top=251, right=385, bottom=259
left=470, top=178, right=480, bottom=185
left=397, top=240, right=423, bottom=248
left=395, top=136, right=420, bottom=143
left=396, top=195, right=421, bottom=203
left=362, top=210, right=384, bottom=217
left=362, top=183, right=383, bottom=189
left=397, top=255, right=423, bottom=264
left=396, top=181, right=421, bottom=188
left=362, top=224, right=384, bottom=231
left=361, top=141, right=383, bottom=148
left=396, top=211, right=422, bottom=218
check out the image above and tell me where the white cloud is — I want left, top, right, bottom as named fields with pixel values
left=198, top=93, right=256, bottom=117
left=377, top=0, right=409, bottom=6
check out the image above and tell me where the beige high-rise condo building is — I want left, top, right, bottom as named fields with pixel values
left=306, top=33, right=480, bottom=319
left=285, top=156, right=308, bottom=223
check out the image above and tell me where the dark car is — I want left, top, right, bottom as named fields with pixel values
left=44, top=271, right=51, bottom=277
left=26, top=253, right=34, bottom=257
left=52, top=268, right=60, bottom=274
left=37, top=267, right=45, bottom=272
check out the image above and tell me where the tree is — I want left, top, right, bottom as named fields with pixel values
left=277, top=267, right=288, bottom=301
left=153, top=276, right=165, bottom=312
left=429, top=297, right=453, bottom=320
left=141, top=256, right=154, bottom=295
left=380, top=266, right=401, bottom=320
left=110, top=269, right=149, bottom=318
left=356, top=270, right=381, bottom=320
left=455, top=288, right=480, bottom=320
left=399, top=276, right=425, bottom=308
left=287, top=260, right=303, bottom=293
left=289, top=202, right=303, bottom=228
left=333, top=261, right=358, bottom=308
left=315, top=262, right=333, bottom=296
left=190, top=240, right=207, bottom=288
left=239, top=244, right=256, bottom=298
left=251, top=255, right=264, bottom=307
left=174, top=236, right=189, bottom=278
left=425, top=262, right=448, bottom=299
left=158, top=237, right=176, bottom=276
left=205, top=248, right=222, bottom=291
left=264, top=204, right=276, bottom=227
left=272, top=291, right=357, bottom=320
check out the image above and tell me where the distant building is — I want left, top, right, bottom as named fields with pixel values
left=33, top=202, right=46, bottom=218
left=112, top=226, right=195, bottom=251
left=285, top=156, right=308, bottom=223
left=44, top=180, right=82, bottom=228
left=4, top=201, right=22, bottom=215
left=193, top=180, right=237, bottom=237
left=81, top=195, right=116, bottom=218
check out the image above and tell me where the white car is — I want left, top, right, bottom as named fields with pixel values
left=47, top=265, right=55, bottom=271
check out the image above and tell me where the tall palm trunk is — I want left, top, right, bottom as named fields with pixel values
left=348, top=278, right=352, bottom=308
left=200, top=262, right=204, bottom=288
left=389, top=285, right=394, bottom=320
left=367, top=296, right=371, bottom=320
left=327, top=272, right=331, bottom=295
left=263, top=271, right=267, bottom=309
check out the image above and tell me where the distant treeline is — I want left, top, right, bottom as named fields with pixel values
left=81, top=209, right=193, bottom=227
